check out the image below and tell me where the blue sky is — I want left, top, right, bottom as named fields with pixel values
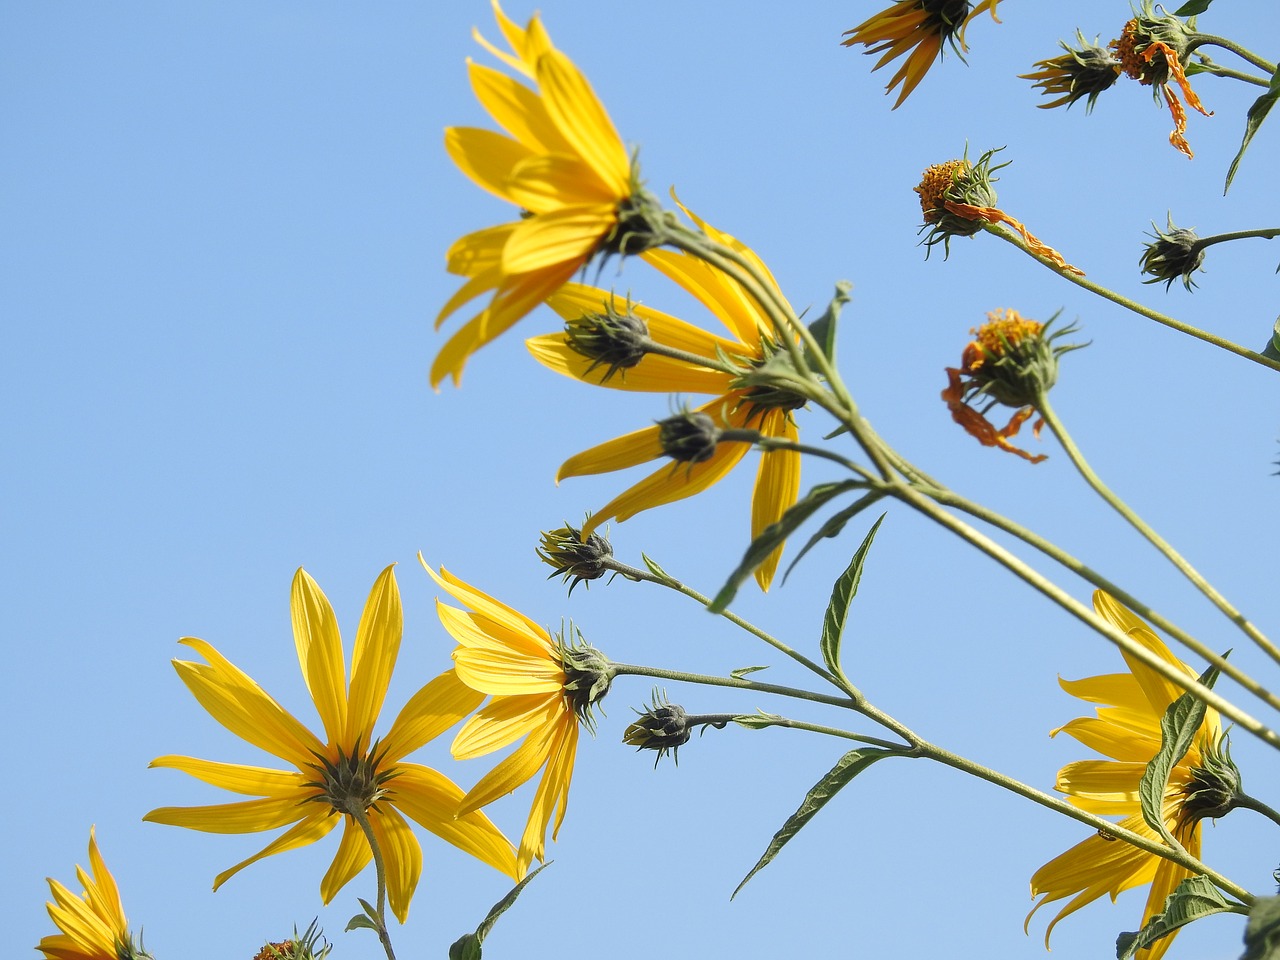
left=4, top=2, right=1280, bottom=958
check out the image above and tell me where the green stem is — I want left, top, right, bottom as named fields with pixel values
left=1229, top=792, right=1280, bottom=829
left=1194, top=227, right=1280, bottom=251
left=916, top=481, right=1280, bottom=716
left=984, top=222, right=1280, bottom=373
left=689, top=711, right=906, bottom=750
left=1192, top=59, right=1273, bottom=87
left=1193, top=35, right=1277, bottom=75
left=635, top=336, right=742, bottom=374
left=611, top=660, right=855, bottom=709
left=605, top=561, right=844, bottom=688
left=885, top=481, right=1280, bottom=751
left=1036, top=393, right=1280, bottom=667
left=349, top=806, right=397, bottom=960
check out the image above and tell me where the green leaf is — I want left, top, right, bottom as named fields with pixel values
left=733, top=710, right=785, bottom=730
left=805, top=281, right=852, bottom=367
left=708, top=480, right=864, bottom=613
left=1139, top=664, right=1220, bottom=844
left=819, top=514, right=886, bottom=677
left=448, top=934, right=483, bottom=960
left=1173, top=0, right=1215, bottom=14
left=731, top=665, right=769, bottom=680
left=1116, top=875, right=1238, bottom=958
left=781, top=491, right=887, bottom=584
left=731, top=747, right=902, bottom=899
left=1225, top=64, right=1280, bottom=193
left=344, top=914, right=378, bottom=934
left=447, top=863, right=552, bottom=959
left=640, top=553, right=677, bottom=584
left=1263, top=316, right=1280, bottom=362
left=1242, top=896, right=1280, bottom=960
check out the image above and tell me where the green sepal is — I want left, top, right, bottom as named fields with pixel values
left=1242, top=895, right=1280, bottom=960
left=733, top=710, right=785, bottom=730
left=344, top=898, right=380, bottom=933
left=448, top=863, right=551, bottom=960
left=1139, top=662, right=1220, bottom=844
left=1225, top=64, right=1280, bottom=194
left=1116, top=875, right=1241, bottom=958
left=731, top=746, right=904, bottom=899
left=781, top=492, right=887, bottom=585
left=640, top=553, right=677, bottom=585
left=708, top=480, right=864, bottom=613
left=731, top=665, right=769, bottom=680
left=805, top=281, right=852, bottom=368
left=819, top=514, right=885, bottom=678
left=1173, top=0, right=1215, bottom=14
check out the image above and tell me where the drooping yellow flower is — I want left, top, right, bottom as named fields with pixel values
left=1110, top=10, right=1211, bottom=159
left=145, top=565, right=518, bottom=922
left=526, top=206, right=803, bottom=590
left=842, top=0, right=1002, bottom=108
left=422, top=555, right=612, bottom=875
left=434, top=0, right=658, bottom=388
left=1027, top=591, right=1235, bottom=960
left=38, top=828, right=147, bottom=960
left=1021, top=31, right=1122, bottom=112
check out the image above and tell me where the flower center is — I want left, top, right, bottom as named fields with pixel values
left=307, top=742, right=394, bottom=818
left=921, top=0, right=972, bottom=37
left=915, top=159, right=969, bottom=220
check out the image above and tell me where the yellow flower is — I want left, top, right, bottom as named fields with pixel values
left=38, top=828, right=146, bottom=960
left=145, top=565, right=518, bottom=922
left=526, top=205, right=803, bottom=590
left=841, top=0, right=1002, bottom=108
left=434, top=0, right=656, bottom=388
left=422, top=555, right=612, bottom=876
left=1027, top=591, right=1231, bottom=960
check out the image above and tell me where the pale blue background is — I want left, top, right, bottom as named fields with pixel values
left=4, top=2, right=1279, bottom=958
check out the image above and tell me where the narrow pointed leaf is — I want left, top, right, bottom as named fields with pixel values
left=345, top=914, right=378, bottom=933
left=731, top=747, right=902, bottom=899
left=709, top=481, right=863, bottom=613
left=1139, top=663, right=1220, bottom=843
left=1225, top=65, right=1280, bottom=194
left=1116, top=875, right=1239, bottom=958
left=1242, top=895, right=1280, bottom=960
left=782, top=492, right=886, bottom=584
left=640, top=553, right=678, bottom=585
left=1173, top=0, right=1214, bottom=13
left=447, top=861, right=550, bottom=960
left=820, top=514, right=886, bottom=677
left=731, top=665, right=768, bottom=680
left=805, top=281, right=851, bottom=367
left=733, top=711, right=785, bottom=730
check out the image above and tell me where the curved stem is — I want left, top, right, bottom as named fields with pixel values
left=1193, top=35, right=1277, bottom=75
left=605, top=562, right=843, bottom=687
left=1229, top=792, right=1280, bottom=829
left=1193, top=227, right=1280, bottom=251
left=983, top=222, right=1280, bottom=373
left=1192, top=59, right=1272, bottom=86
left=1037, top=393, right=1280, bottom=666
left=692, top=711, right=907, bottom=750
left=349, top=806, right=397, bottom=960
left=612, top=660, right=855, bottom=709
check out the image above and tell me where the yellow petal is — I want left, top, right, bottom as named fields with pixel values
left=457, top=720, right=558, bottom=814
left=1054, top=759, right=1146, bottom=804
left=467, top=60, right=570, bottom=155
left=370, top=805, right=422, bottom=924
left=149, top=755, right=307, bottom=796
left=502, top=204, right=615, bottom=274
left=455, top=646, right=565, bottom=697
left=751, top=409, right=800, bottom=590
left=643, top=248, right=764, bottom=347
left=452, top=693, right=561, bottom=759
left=421, top=556, right=553, bottom=652
left=171, top=638, right=324, bottom=768
left=85, top=827, right=125, bottom=936
left=506, top=154, right=619, bottom=211
left=318, top=816, right=371, bottom=907
left=436, top=601, right=551, bottom=660
left=380, top=669, right=486, bottom=763
left=143, top=793, right=315, bottom=834
left=443, top=221, right=515, bottom=278
left=1050, top=718, right=1160, bottom=762
left=346, top=564, right=402, bottom=749
left=44, top=879, right=116, bottom=954
left=536, top=47, right=629, bottom=198
left=391, top=763, right=520, bottom=880
left=291, top=568, right=348, bottom=746
left=444, top=126, right=533, bottom=202
left=430, top=259, right=580, bottom=388
left=211, top=811, right=338, bottom=891
left=557, top=423, right=665, bottom=479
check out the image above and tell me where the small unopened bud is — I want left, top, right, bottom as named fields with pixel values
left=1022, top=31, right=1121, bottom=112
left=658, top=409, right=722, bottom=463
left=564, top=298, right=649, bottom=381
left=538, top=524, right=614, bottom=595
left=558, top=627, right=614, bottom=731
left=598, top=184, right=678, bottom=259
left=624, top=690, right=692, bottom=766
left=1183, top=732, right=1242, bottom=822
left=1140, top=215, right=1205, bottom=291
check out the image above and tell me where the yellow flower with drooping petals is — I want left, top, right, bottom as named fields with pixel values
left=842, top=0, right=1002, bottom=108
left=38, top=828, right=148, bottom=960
left=527, top=205, right=803, bottom=590
left=145, top=565, right=519, bottom=922
left=435, top=0, right=659, bottom=388
left=422, top=555, right=612, bottom=876
left=1027, top=591, right=1235, bottom=960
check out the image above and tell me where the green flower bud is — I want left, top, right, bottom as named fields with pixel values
left=538, top=524, right=615, bottom=594
left=1140, top=214, right=1205, bottom=291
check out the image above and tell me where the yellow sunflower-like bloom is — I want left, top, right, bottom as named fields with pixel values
left=526, top=207, right=803, bottom=590
left=422, top=555, right=612, bottom=876
left=434, top=0, right=656, bottom=388
left=1027, top=591, right=1232, bottom=960
left=145, top=565, right=518, bottom=922
left=842, top=0, right=1002, bottom=108
left=38, top=828, right=148, bottom=960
